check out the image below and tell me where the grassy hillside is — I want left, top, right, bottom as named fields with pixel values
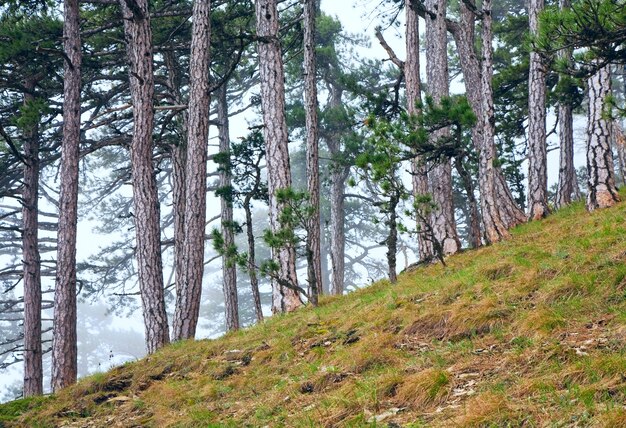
left=2, top=198, right=626, bottom=427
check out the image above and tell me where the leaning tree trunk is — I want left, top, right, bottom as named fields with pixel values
left=173, top=0, right=212, bottom=340
left=425, top=0, right=461, bottom=255
left=586, top=65, right=620, bottom=211
left=217, top=84, right=239, bottom=331
left=527, top=0, right=550, bottom=220
left=52, top=0, right=81, bottom=392
left=256, top=0, right=302, bottom=313
left=303, top=0, right=322, bottom=305
left=22, top=79, right=42, bottom=397
left=555, top=0, right=579, bottom=208
left=120, top=0, right=170, bottom=353
left=406, top=2, right=433, bottom=260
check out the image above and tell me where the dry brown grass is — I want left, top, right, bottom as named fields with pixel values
left=3, top=197, right=626, bottom=427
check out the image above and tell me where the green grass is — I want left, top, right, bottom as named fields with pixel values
left=2, top=196, right=626, bottom=427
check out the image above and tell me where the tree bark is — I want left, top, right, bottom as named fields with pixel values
left=614, top=121, right=626, bottom=185
left=217, top=85, right=239, bottom=331
left=425, top=0, right=461, bottom=255
left=447, top=3, right=525, bottom=240
left=386, top=195, right=399, bottom=283
left=527, top=0, right=550, bottom=220
left=244, top=197, right=264, bottom=323
left=120, top=0, right=170, bottom=353
left=454, top=156, right=482, bottom=248
left=173, top=0, right=212, bottom=340
left=554, top=0, right=579, bottom=208
left=329, top=166, right=348, bottom=295
left=406, top=2, right=434, bottom=260
left=586, top=65, right=620, bottom=211
left=22, top=79, right=43, bottom=397
left=52, top=0, right=81, bottom=392
left=256, top=0, right=302, bottom=313
left=478, top=0, right=512, bottom=243
left=303, top=0, right=322, bottom=305
left=325, top=85, right=348, bottom=296
left=164, top=50, right=188, bottom=296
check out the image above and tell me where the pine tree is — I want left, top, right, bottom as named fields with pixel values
left=586, top=65, right=620, bottom=211
left=172, top=0, right=213, bottom=341
left=120, top=0, right=170, bottom=353
left=527, top=0, right=550, bottom=220
left=255, top=0, right=302, bottom=313
left=303, top=0, right=322, bottom=305
left=51, top=0, right=81, bottom=392
left=424, top=0, right=461, bottom=255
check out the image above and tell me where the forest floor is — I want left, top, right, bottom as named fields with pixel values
left=2, top=195, right=626, bottom=427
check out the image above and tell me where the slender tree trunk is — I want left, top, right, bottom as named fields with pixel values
left=406, top=2, right=433, bottom=260
left=303, top=0, right=322, bottom=305
left=22, top=79, right=42, bottom=397
left=52, top=0, right=81, bottom=391
left=325, top=85, right=347, bottom=296
left=454, top=156, right=481, bottom=248
left=555, top=0, right=578, bottom=208
left=256, top=0, right=302, bottom=313
left=586, top=65, right=620, bottom=211
left=217, top=85, right=239, bottom=331
left=173, top=0, right=212, bottom=340
left=164, top=50, right=187, bottom=294
left=244, top=197, right=264, bottom=323
left=329, top=165, right=347, bottom=295
left=614, top=121, right=626, bottom=185
left=527, top=0, right=550, bottom=220
left=448, top=4, right=525, bottom=240
left=556, top=101, right=577, bottom=207
left=120, top=0, right=169, bottom=353
left=479, top=0, right=513, bottom=243
left=319, top=217, right=330, bottom=293
left=386, top=196, right=398, bottom=283
left=425, top=0, right=460, bottom=255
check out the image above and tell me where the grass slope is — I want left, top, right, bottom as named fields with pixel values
left=2, top=198, right=626, bottom=427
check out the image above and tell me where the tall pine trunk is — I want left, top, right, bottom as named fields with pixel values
left=52, top=0, right=81, bottom=391
left=22, top=79, right=42, bottom=397
left=303, top=0, right=322, bottom=305
left=425, top=0, right=460, bottom=255
left=326, top=85, right=347, bottom=296
left=217, top=85, right=239, bottom=331
left=614, top=121, right=626, bottom=185
left=244, top=195, right=264, bottom=323
left=527, top=0, right=550, bottom=220
left=173, top=0, right=212, bottom=340
left=478, top=0, right=513, bottom=243
left=406, top=2, right=433, bottom=260
left=586, top=65, right=620, bottom=211
left=448, top=3, right=525, bottom=241
left=120, top=0, right=170, bottom=353
left=555, top=0, right=578, bottom=208
left=329, top=165, right=347, bottom=295
left=256, top=0, right=302, bottom=313
left=163, top=50, right=187, bottom=296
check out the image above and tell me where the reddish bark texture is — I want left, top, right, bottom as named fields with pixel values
left=52, top=0, right=81, bottom=392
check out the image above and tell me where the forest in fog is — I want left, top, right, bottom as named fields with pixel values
left=1, top=0, right=625, bottom=402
